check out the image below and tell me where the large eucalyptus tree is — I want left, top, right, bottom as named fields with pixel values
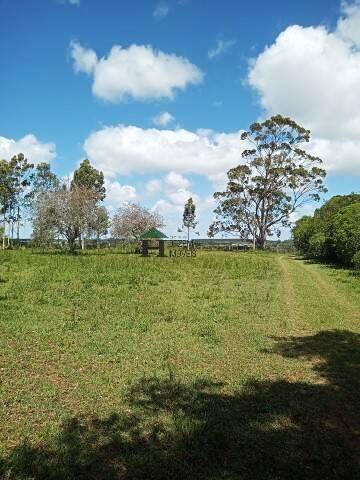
left=209, top=115, right=327, bottom=248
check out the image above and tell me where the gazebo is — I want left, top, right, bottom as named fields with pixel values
left=140, top=228, right=168, bottom=257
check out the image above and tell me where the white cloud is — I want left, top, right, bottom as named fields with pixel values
left=0, top=134, right=56, bottom=164
left=152, top=189, right=214, bottom=238
left=70, top=41, right=97, bottom=74
left=289, top=203, right=317, bottom=225
left=208, top=39, right=236, bottom=59
left=248, top=1, right=360, bottom=175
left=153, top=2, right=169, bottom=20
left=165, top=171, right=190, bottom=190
left=70, top=41, right=203, bottom=102
left=105, top=180, right=137, bottom=208
left=337, top=0, right=360, bottom=46
left=152, top=111, right=175, bottom=127
left=163, top=171, right=195, bottom=208
left=69, top=0, right=80, bottom=5
left=83, top=125, right=247, bottom=181
left=145, top=178, right=162, bottom=195
left=166, top=188, right=196, bottom=206
left=152, top=198, right=178, bottom=215
left=309, top=138, right=360, bottom=175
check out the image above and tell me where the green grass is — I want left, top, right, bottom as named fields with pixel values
left=0, top=249, right=359, bottom=479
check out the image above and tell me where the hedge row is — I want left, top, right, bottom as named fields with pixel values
left=292, top=194, right=360, bottom=268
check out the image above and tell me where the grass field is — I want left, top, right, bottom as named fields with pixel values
left=0, top=249, right=359, bottom=479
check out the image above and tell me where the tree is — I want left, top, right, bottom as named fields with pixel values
left=182, top=197, right=197, bottom=248
left=32, top=162, right=60, bottom=196
left=0, top=159, right=15, bottom=248
left=209, top=115, right=327, bottom=249
left=32, top=185, right=106, bottom=252
left=88, top=206, right=110, bottom=245
left=292, top=193, right=360, bottom=265
left=330, top=203, right=360, bottom=265
left=72, top=159, right=106, bottom=200
left=308, top=232, right=326, bottom=258
left=10, top=154, right=35, bottom=242
left=72, top=159, right=106, bottom=249
left=292, top=216, right=315, bottom=254
left=111, top=203, right=164, bottom=241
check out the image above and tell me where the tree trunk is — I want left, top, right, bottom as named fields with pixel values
left=7, top=222, right=11, bottom=247
left=16, top=206, right=20, bottom=242
left=256, top=235, right=267, bottom=250
left=68, top=238, right=76, bottom=253
left=67, top=231, right=78, bottom=253
left=2, top=214, right=6, bottom=249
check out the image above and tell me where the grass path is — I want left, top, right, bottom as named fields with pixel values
left=277, top=255, right=360, bottom=332
left=0, top=251, right=359, bottom=478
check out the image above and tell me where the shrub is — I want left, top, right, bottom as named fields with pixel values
left=308, top=233, right=326, bottom=257
left=353, top=251, right=360, bottom=271
left=292, top=216, right=315, bottom=253
left=331, top=203, right=360, bottom=265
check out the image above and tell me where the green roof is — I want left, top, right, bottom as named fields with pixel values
left=141, top=228, right=168, bottom=239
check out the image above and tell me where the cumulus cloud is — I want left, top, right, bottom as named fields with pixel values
left=69, top=0, right=80, bottom=5
left=145, top=179, right=162, bottom=196
left=70, top=41, right=97, bottom=74
left=153, top=2, right=169, bottom=20
left=0, top=134, right=56, bottom=164
left=337, top=0, right=360, bottom=46
left=165, top=171, right=190, bottom=190
left=152, top=111, right=175, bottom=127
left=208, top=39, right=236, bottom=59
left=83, top=125, right=247, bottom=181
left=105, top=180, right=137, bottom=208
left=163, top=171, right=196, bottom=209
left=248, top=1, right=360, bottom=175
left=70, top=41, right=203, bottom=102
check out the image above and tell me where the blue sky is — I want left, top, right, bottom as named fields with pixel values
left=0, top=0, right=359, bottom=238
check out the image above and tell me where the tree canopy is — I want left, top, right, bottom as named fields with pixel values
left=111, top=203, right=164, bottom=241
left=292, top=194, right=360, bottom=266
left=72, top=159, right=106, bottom=200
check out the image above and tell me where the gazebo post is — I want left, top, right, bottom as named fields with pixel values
left=141, top=239, right=149, bottom=256
left=158, top=239, right=165, bottom=257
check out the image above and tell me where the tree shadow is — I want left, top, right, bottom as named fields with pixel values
left=1, top=330, right=359, bottom=479
left=291, top=254, right=360, bottom=273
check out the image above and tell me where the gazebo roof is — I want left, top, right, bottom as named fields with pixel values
left=141, top=228, right=168, bottom=239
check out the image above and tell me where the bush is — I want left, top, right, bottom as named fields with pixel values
left=308, top=233, right=326, bottom=257
left=331, top=203, right=360, bottom=265
left=353, top=251, right=360, bottom=271
left=292, top=194, right=360, bottom=266
left=292, top=216, right=315, bottom=253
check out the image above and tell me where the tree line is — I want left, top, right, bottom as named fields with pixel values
left=1, top=115, right=337, bottom=252
left=292, top=194, right=360, bottom=268
left=0, top=157, right=164, bottom=251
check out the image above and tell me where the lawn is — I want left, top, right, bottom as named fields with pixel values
left=0, top=249, right=359, bottom=479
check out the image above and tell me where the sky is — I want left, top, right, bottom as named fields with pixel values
left=0, top=0, right=359, bottom=239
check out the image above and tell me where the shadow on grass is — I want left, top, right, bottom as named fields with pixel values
left=291, top=254, right=360, bottom=275
left=1, top=330, right=359, bottom=479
